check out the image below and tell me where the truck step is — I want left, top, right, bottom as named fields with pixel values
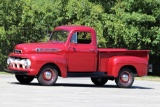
left=67, top=72, right=107, bottom=77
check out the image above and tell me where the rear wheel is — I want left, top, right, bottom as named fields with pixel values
left=15, top=75, right=34, bottom=84
left=115, top=68, right=134, bottom=88
left=37, top=65, right=58, bottom=86
left=91, top=77, right=108, bottom=86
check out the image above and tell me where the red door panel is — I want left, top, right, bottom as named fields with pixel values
left=68, top=44, right=96, bottom=72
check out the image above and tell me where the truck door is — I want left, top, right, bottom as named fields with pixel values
left=68, top=31, right=97, bottom=72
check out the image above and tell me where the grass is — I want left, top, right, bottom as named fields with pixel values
left=136, top=76, right=160, bottom=82
left=0, top=71, right=9, bottom=74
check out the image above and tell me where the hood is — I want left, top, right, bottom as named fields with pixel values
left=14, top=42, right=65, bottom=54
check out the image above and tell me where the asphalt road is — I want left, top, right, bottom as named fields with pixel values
left=0, top=74, right=160, bottom=107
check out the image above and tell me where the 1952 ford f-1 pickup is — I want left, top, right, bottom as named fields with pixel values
left=4, top=25, right=149, bottom=88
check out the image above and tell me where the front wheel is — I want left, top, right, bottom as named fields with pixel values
left=115, top=68, right=134, bottom=88
left=37, top=65, right=58, bottom=86
left=15, top=75, right=35, bottom=84
left=91, top=77, right=108, bottom=86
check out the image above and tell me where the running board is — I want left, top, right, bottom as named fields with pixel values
left=67, top=72, right=107, bottom=77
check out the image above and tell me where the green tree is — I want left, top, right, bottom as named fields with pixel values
left=101, top=0, right=160, bottom=75
left=0, top=0, right=160, bottom=75
left=0, top=0, right=26, bottom=69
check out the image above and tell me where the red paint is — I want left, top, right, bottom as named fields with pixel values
left=6, top=25, right=149, bottom=79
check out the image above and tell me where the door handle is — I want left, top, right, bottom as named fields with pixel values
left=69, top=47, right=76, bottom=52
left=90, top=49, right=94, bottom=52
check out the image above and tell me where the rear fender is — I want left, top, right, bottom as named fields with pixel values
left=107, top=56, right=148, bottom=77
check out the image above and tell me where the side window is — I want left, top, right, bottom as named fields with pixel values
left=70, top=32, right=78, bottom=43
left=70, top=32, right=92, bottom=44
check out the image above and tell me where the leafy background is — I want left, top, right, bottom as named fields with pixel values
left=0, top=0, right=160, bottom=75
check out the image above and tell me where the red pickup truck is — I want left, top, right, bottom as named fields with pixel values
left=5, top=25, right=149, bottom=88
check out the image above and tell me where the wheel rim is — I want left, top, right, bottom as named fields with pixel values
left=42, top=69, right=54, bottom=81
left=120, top=71, right=130, bottom=83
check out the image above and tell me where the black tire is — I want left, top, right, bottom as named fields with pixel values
left=15, top=75, right=35, bottom=84
left=115, top=68, right=134, bottom=88
left=37, top=65, right=58, bottom=86
left=91, top=77, right=108, bottom=86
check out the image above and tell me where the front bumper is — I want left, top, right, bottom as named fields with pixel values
left=4, top=69, right=28, bottom=75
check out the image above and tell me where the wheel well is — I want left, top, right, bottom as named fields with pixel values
left=120, top=65, right=137, bottom=75
left=40, top=63, right=61, bottom=76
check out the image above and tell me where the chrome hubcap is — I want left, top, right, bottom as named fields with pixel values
left=44, top=71, right=52, bottom=80
left=121, top=74, right=129, bottom=82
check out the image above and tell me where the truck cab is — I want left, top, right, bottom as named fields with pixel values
left=5, top=25, right=149, bottom=88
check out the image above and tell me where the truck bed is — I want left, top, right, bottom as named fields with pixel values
left=98, top=48, right=149, bottom=73
left=98, top=48, right=149, bottom=57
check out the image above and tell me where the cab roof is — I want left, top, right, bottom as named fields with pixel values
left=54, top=25, right=95, bottom=32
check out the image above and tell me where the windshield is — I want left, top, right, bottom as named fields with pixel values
left=49, top=30, right=68, bottom=42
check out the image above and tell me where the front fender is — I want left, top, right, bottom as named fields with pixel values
left=108, top=56, right=148, bottom=77
left=29, top=54, right=67, bottom=77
